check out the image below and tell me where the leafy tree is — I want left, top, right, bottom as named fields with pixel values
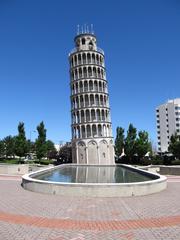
left=27, top=140, right=35, bottom=153
left=124, top=124, right=137, bottom=162
left=3, top=136, right=16, bottom=158
left=47, top=150, right=58, bottom=160
left=46, top=140, right=57, bottom=159
left=0, top=140, right=5, bottom=158
left=15, top=122, right=28, bottom=158
left=35, top=121, right=47, bottom=160
left=115, top=127, right=125, bottom=158
left=168, top=133, right=180, bottom=159
left=58, top=144, right=72, bottom=163
left=136, top=131, right=151, bottom=159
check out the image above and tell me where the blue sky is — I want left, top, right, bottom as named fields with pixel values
left=0, top=0, right=180, bottom=145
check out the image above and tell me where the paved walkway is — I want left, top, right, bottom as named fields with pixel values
left=0, top=175, right=180, bottom=239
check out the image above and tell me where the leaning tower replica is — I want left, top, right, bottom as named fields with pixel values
left=69, top=27, right=114, bottom=164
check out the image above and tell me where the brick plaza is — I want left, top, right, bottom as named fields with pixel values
left=0, top=175, right=180, bottom=239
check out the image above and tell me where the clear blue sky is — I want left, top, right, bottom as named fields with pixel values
left=0, top=0, right=180, bottom=145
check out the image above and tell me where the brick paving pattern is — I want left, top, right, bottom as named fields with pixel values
left=0, top=175, right=180, bottom=239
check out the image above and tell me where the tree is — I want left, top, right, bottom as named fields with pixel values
left=168, top=133, right=180, bottom=159
left=3, top=136, right=16, bottom=158
left=124, top=124, right=137, bottom=162
left=35, top=121, right=47, bottom=160
left=46, top=140, right=57, bottom=159
left=15, top=122, right=28, bottom=158
left=0, top=140, right=5, bottom=158
left=115, top=127, right=125, bottom=158
left=58, top=144, right=72, bottom=163
left=27, top=140, right=35, bottom=153
left=136, top=131, right=151, bottom=160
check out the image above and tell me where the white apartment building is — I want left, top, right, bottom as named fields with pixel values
left=156, top=98, right=180, bottom=152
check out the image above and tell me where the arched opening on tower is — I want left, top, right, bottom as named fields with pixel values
left=81, top=125, right=86, bottom=138
left=92, top=53, right=95, bottom=63
left=98, top=124, right=102, bottom=137
left=88, top=67, right=92, bottom=77
left=82, top=38, right=86, bottom=45
left=100, top=95, right=103, bottom=106
left=86, top=109, right=90, bottom=122
left=85, top=95, right=89, bottom=107
left=91, top=109, right=96, bottom=121
left=84, top=81, right=88, bottom=91
left=89, top=81, right=93, bottom=91
left=80, top=95, right=84, bottom=108
left=87, top=53, right=91, bottom=64
left=77, top=111, right=80, bottom=123
left=83, top=67, right=87, bottom=78
left=92, top=125, right=97, bottom=137
left=78, top=54, right=81, bottom=64
left=79, top=81, right=83, bottom=92
left=90, top=94, right=95, bottom=106
left=94, top=81, right=98, bottom=91
left=77, top=126, right=80, bottom=138
left=79, top=68, right=82, bottom=78
left=97, top=109, right=101, bottom=121
left=99, top=81, right=102, bottom=92
left=93, top=67, right=97, bottom=77
left=87, top=125, right=91, bottom=137
left=75, top=82, right=78, bottom=94
left=74, top=55, right=77, bottom=66
left=102, top=110, right=105, bottom=121
left=82, top=53, right=86, bottom=64
left=95, top=94, right=99, bottom=106
left=81, top=110, right=85, bottom=122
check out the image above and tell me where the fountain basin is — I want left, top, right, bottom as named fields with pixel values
left=22, top=164, right=167, bottom=197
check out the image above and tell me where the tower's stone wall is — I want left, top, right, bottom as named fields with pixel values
left=69, top=32, right=114, bottom=164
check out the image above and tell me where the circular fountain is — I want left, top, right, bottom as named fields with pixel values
left=22, top=164, right=167, bottom=197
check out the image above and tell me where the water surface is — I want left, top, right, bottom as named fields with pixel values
left=33, top=165, right=159, bottom=183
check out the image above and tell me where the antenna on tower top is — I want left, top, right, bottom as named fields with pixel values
left=87, top=25, right=89, bottom=33
left=81, top=25, right=83, bottom=34
left=84, top=24, right=86, bottom=33
left=77, top=25, right=80, bottom=35
left=91, top=24, right=94, bottom=34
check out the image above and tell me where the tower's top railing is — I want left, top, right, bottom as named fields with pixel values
left=69, top=47, right=104, bottom=56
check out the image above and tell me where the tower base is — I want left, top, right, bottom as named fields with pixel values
left=72, top=138, right=115, bottom=165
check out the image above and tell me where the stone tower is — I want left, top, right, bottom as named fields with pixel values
left=69, top=26, right=114, bottom=164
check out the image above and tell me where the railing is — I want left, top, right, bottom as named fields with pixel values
left=69, top=47, right=104, bottom=56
